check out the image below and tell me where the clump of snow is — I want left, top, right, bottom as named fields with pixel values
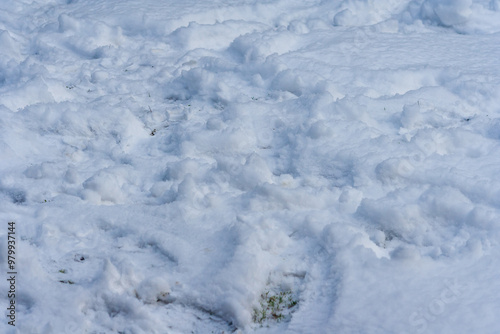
left=135, top=277, right=172, bottom=304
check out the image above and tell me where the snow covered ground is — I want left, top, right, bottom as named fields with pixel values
left=1, top=0, right=500, bottom=333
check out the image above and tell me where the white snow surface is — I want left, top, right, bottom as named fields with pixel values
left=1, top=0, right=500, bottom=333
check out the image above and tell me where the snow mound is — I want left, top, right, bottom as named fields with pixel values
left=420, top=0, right=473, bottom=27
left=404, top=0, right=500, bottom=33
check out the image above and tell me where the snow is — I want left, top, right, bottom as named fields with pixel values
left=1, top=0, right=500, bottom=333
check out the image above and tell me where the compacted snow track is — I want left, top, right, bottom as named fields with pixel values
left=1, top=0, right=500, bottom=333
